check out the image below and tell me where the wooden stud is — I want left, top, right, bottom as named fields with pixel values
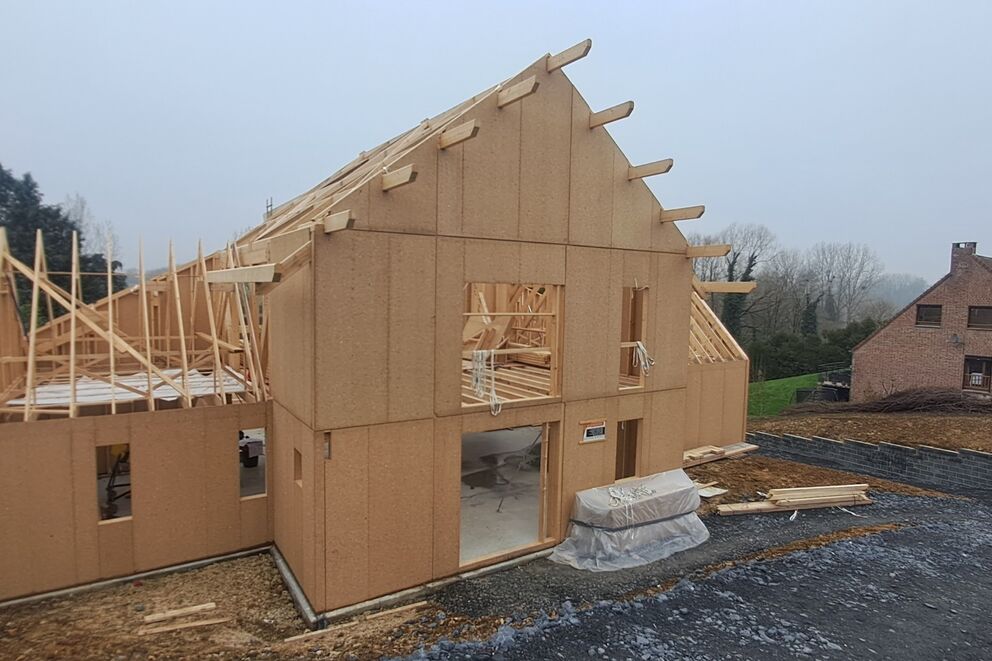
left=546, top=38, right=592, bottom=72
left=198, top=243, right=226, bottom=400
left=138, top=240, right=156, bottom=411
left=686, top=244, right=731, bottom=258
left=69, top=231, right=79, bottom=416
left=24, top=231, right=43, bottom=421
left=438, top=119, right=480, bottom=149
left=381, top=164, right=418, bottom=192
left=106, top=238, right=117, bottom=414
left=589, top=101, right=634, bottom=129
left=659, top=205, right=706, bottom=222
left=627, top=159, right=673, bottom=180
left=497, top=76, right=539, bottom=108
left=168, top=242, right=192, bottom=407
left=205, top=264, right=278, bottom=284
left=698, top=281, right=757, bottom=294
left=323, top=209, right=355, bottom=234
left=138, top=616, right=231, bottom=635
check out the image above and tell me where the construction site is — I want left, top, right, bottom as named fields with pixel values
left=2, top=26, right=991, bottom=661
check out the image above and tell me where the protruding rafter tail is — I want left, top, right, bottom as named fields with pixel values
left=547, top=38, right=592, bottom=72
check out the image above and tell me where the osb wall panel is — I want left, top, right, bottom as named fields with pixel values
left=314, top=231, right=436, bottom=430
left=519, top=66, right=571, bottom=244
left=462, top=93, right=522, bottom=240
left=434, top=238, right=566, bottom=417
left=322, top=425, right=369, bottom=612
left=562, top=246, right=622, bottom=401
left=0, top=404, right=270, bottom=602
left=646, top=388, right=687, bottom=474
left=268, top=260, right=314, bottom=427
left=272, top=401, right=307, bottom=596
left=322, top=419, right=434, bottom=611
left=367, top=139, right=438, bottom=235
left=685, top=361, right=748, bottom=448
left=568, top=88, right=615, bottom=247
left=648, top=253, right=691, bottom=391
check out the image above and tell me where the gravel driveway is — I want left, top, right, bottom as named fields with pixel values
left=405, top=492, right=992, bottom=660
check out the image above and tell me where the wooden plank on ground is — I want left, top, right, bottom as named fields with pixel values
left=143, top=602, right=216, bottom=624
left=768, top=484, right=868, bottom=500
left=138, top=616, right=231, bottom=635
left=716, top=495, right=872, bottom=516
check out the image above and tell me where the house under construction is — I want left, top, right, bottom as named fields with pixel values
left=0, top=40, right=749, bottom=616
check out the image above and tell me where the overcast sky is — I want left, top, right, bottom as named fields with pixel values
left=1, top=1, right=990, bottom=281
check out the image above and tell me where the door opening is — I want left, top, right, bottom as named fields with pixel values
left=615, top=419, right=639, bottom=480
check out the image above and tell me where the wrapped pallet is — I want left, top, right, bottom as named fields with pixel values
left=549, top=469, right=708, bottom=571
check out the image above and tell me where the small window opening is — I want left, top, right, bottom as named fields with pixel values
left=293, top=448, right=303, bottom=487
left=915, top=304, right=942, bottom=327
left=462, top=283, right=562, bottom=410
left=97, top=443, right=131, bottom=520
left=967, top=306, right=992, bottom=330
left=615, top=419, right=639, bottom=480
left=620, top=287, right=648, bottom=389
left=239, top=427, right=266, bottom=497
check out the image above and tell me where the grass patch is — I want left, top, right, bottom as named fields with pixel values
left=749, top=373, right=818, bottom=417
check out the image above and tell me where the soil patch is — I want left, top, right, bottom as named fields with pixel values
left=749, top=412, right=992, bottom=452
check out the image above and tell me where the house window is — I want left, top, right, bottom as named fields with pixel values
left=96, top=444, right=131, bottom=520
left=239, top=427, right=266, bottom=498
left=915, top=305, right=942, bottom=327
left=619, top=287, right=648, bottom=389
left=461, top=283, right=562, bottom=409
left=967, top=306, right=992, bottom=330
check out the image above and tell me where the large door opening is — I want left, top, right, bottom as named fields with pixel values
left=615, top=419, right=639, bottom=480
left=459, top=425, right=548, bottom=565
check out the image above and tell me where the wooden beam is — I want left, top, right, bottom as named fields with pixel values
left=627, top=159, right=673, bottom=180
left=497, top=76, right=539, bottom=108
left=198, top=243, right=225, bottom=400
left=687, top=244, right=731, bottom=258
left=659, top=205, right=706, bottom=222
left=381, top=164, right=417, bottom=192
left=143, top=602, right=216, bottom=624
left=323, top=209, right=355, bottom=234
left=589, top=101, right=634, bottom=129
left=138, top=240, right=155, bottom=411
left=546, top=38, right=592, bottom=72
left=205, top=264, right=277, bottom=284
left=438, top=119, right=479, bottom=149
left=24, top=231, right=42, bottom=421
left=168, top=242, right=192, bottom=408
left=106, top=238, right=116, bottom=414
left=195, top=331, right=242, bottom=353
left=698, top=281, right=757, bottom=294
left=138, top=616, right=231, bottom=636
left=69, top=231, right=79, bottom=416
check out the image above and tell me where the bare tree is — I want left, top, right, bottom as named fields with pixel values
left=807, top=242, right=883, bottom=325
left=63, top=193, right=120, bottom=258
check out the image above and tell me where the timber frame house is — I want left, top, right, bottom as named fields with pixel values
left=0, top=40, right=749, bottom=616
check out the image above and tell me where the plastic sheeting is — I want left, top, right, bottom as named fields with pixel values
left=549, top=469, right=709, bottom=571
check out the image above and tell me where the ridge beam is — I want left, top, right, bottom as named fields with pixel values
left=438, top=119, right=480, bottom=149
left=546, top=38, right=592, bottom=72
left=497, top=76, right=539, bottom=108
left=699, top=281, right=757, bottom=294
left=687, top=244, right=732, bottom=259
left=381, top=164, right=417, bottom=191
left=659, top=205, right=706, bottom=222
left=589, top=101, right=634, bottom=129
left=628, top=159, right=673, bottom=180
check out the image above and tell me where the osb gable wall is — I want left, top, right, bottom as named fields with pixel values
left=0, top=402, right=270, bottom=602
left=684, top=360, right=749, bottom=450
left=268, top=261, right=314, bottom=426
left=852, top=261, right=992, bottom=401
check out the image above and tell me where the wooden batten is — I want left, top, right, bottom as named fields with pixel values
left=627, top=159, right=673, bottom=180
left=438, top=119, right=480, bottom=149
left=698, top=281, right=757, bottom=294
left=686, top=244, right=731, bottom=258
left=497, top=76, right=539, bottom=108
left=381, top=165, right=418, bottom=192
left=589, top=101, right=634, bottom=129
left=205, top=264, right=278, bottom=284
left=659, top=205, right=706, bottom=223
left=323, top=209, right=355, bottom=234
left=546, top=38, right=592, bottom=72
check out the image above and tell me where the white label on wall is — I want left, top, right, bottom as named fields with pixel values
left=581, top=419, right=607, bottom=443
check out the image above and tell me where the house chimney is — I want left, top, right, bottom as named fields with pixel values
left=951, top=241, right=977, bottom=273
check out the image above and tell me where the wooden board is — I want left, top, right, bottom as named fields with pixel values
left=717, top=495, right=872, bottom=516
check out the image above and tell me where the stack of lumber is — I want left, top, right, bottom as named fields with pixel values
left=682, top=441, right=758, bottom=468
left=716, top=484, right=871, bottom=516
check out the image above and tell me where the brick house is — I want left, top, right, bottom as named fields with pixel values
left=851, top=242, right=992, bottom=401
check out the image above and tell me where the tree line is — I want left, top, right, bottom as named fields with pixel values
left=687, top=223, right=927, bottom=381
left=0, top=163, right=126, bottom=326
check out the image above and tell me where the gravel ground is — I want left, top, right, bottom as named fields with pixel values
left=403, top=492, right=992, bottom=660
